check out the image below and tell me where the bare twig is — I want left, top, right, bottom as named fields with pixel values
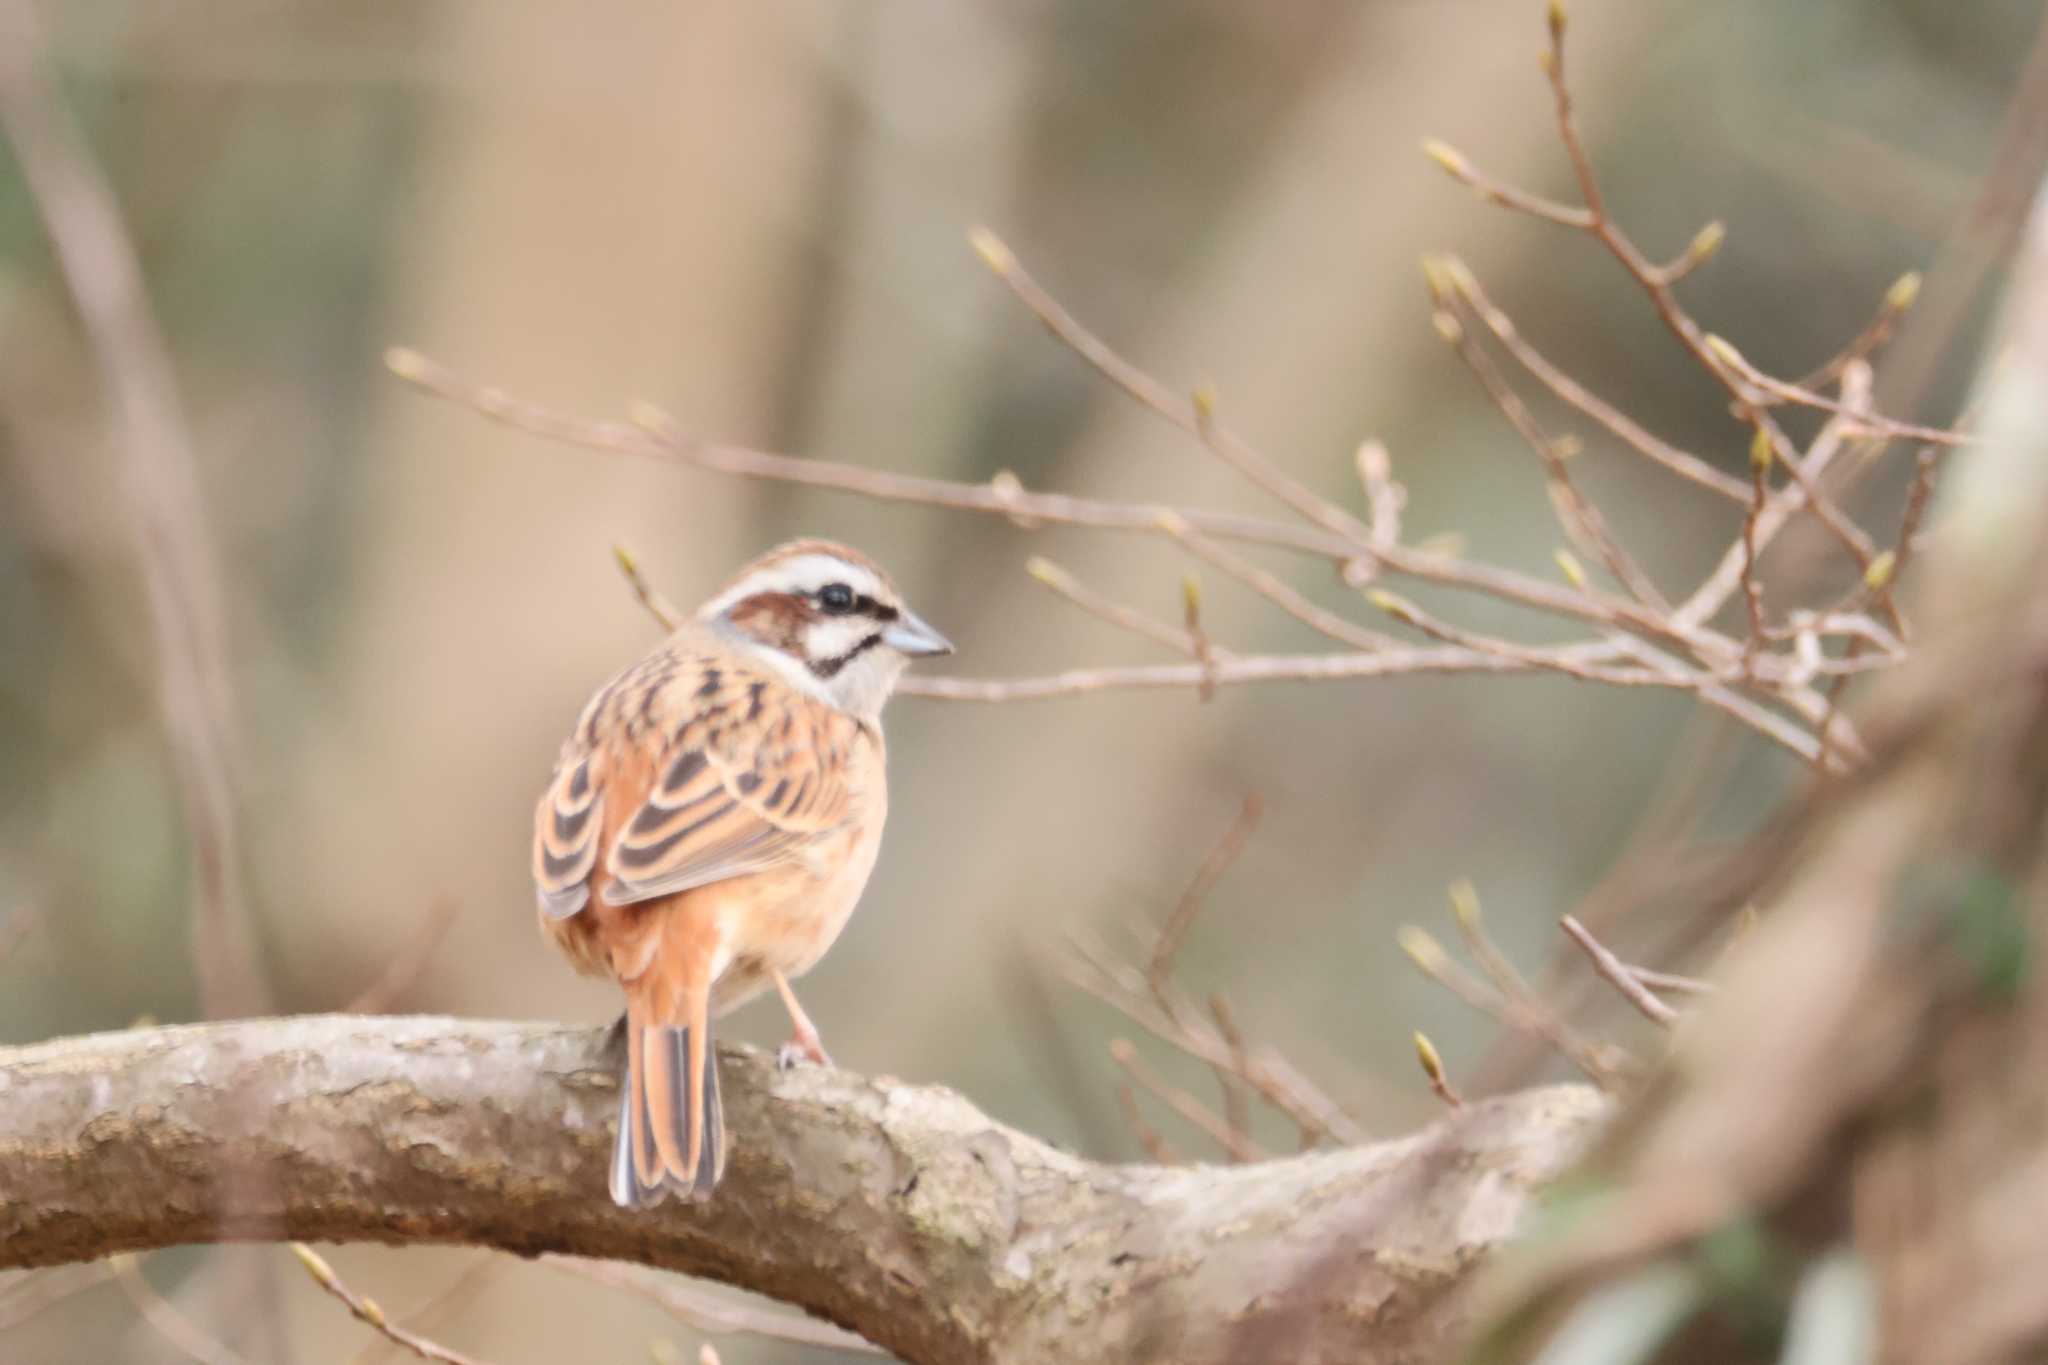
left=0, top=0, right=266, bottom=1018
left=1647, top=219, right=1726, bottom=286
left=406, top=19, right=1933, bottom=784
left=1447, top=881, right=1539, bottom=1007
left=350, top=1255, right=504, bottom=1365
left=613, top=544, right=683, bottom=632
left=1180, top=575, right=1220, bottom=702
left=1116, top=1082, right=1181, bottom=1164
left=1426, top=9, right=1901, bottom=590
left=395, top=349, right=1739, bottom=673
left=1886, top=448, right=1942, bottom=618
left=1739, top=429, right=1772, bottom=661
left=1207, top=993, right=1257, bottom=1153
left=1156, top=513, right=1396, bottom=653
left=1708, top=335, right=1970, bottom=447
left=1558, top=915, right=1680, bottom=1027
left=1788, top=271, right=1922, bottom=395
left=1421, top=138, right=1593, bottom=230
left=290, top=1245, right=491, bottom=1365
left=973, top=229, right=1374, bottom=550
left=1625, top=965, right=1714, bottom=998
left=1438, top=258, right=1750, bottom=503
left=110, top=1254, right=253, bottom=1365
left=548, top=1258, right=883, bottom=1357
left=1147, top=795, right=1263, bottom=1005
left=1671, top=364, right=1875, bottom=635
left=1029, top=557, right=1214, bottom=658
left=1413, top=1032, right=1464, bottom=1108
left=1355, top=440, right=1405, bottom=548
left=1399, top=922, right=1628, bottom=1089
left=1366, top=591, right=1664, bottom=688
left=1425, top=258, right=1670, bottom=612
left=1067, top=943, right=1367, bottom=1145
left=1110, top=1038, right=1265, bottom=1162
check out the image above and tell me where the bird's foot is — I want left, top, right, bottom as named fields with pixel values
left=776, top=1031, right=832, bottom=1071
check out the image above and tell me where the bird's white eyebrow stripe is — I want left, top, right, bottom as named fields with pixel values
left=699, top=555, right=883, bottom=618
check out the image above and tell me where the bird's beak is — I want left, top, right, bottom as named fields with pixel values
left=882, top=609, right=954, bottom=657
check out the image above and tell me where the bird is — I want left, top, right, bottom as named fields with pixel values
left=532, top=538, right=952, bottom=1206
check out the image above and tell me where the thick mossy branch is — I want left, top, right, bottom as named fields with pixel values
left=0, top=1017, right=1604, bottom=1365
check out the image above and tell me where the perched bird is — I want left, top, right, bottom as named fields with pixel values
left=532, top=539, right=952, bottom=1206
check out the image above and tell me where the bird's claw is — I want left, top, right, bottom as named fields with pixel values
left=776, top=1036, right=832, bottom=1071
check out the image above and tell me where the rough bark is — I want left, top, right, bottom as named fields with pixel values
left=0, top=1016, right=1604, bottom=1364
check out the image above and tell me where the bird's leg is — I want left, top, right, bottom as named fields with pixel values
left=770, top=967, right=832, bottom=1070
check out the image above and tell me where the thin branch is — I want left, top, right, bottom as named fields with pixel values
left=1067, top=944, right=1368, bottom=1145
left=1399, top=923, right=1629, bottom=1089
left=1431, top=11, right=1896, bottom=591
left=1739, top=433, right=1772, bottom=661
left=1421, top=139, right=1595, bottom=230
left=1355, top=440, right=1405, bottom=548
left=1439, top=258, right=1750, bottom=503
left=1180, top=574, right=1221, bottom=701
left=1626, top=965, right=1715, bottom=998
left=973, top=227, right=1375, bottom=549
left=1646, top=219, right=1726, bottom=287
left=1115, top=1083, right=1180, bottom=1164
left=613, top=544, right=683, bottom=632
left=1541, top=1, right=1607, bottom=226
left=1886, top=448, right=1942, bottom=619
left=1110, top=1038, right=1265, bottom=1163
left=1207, top=993, right=1258, bottom=1153
left=1558, top=916, right=1679, bottom=1028
left=1604, top=633, right=1841, bottom=767
left=1156, top=513, right=1397, bottom=652
left=1426, top=261, right=1670, bottom=612
left=1028, top=557, right=1215, bottom=658
left=291, top=1244, right=492, bottom=1365
left=1788, top=271, right=1922, bottom=395
left=350, top=1255, right=504, bottom=1365
left=1709, top=337, right=1970, bottom=448
left=1413, top=1032, right=1464, bottom=1109
left=391, top=349, right=1733, bottom=664
left=1364, top=591, right=1666, bottom=688
left=1146, top=795, right=1263, bottom=1005
left=1671, top=364, right=1875, bottom=634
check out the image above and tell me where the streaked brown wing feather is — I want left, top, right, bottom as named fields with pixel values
left=532, top=636, right=862, bottom=918
left=534, top=751, right=603, bottom=919
left=604, top=656, right=859, bottom=905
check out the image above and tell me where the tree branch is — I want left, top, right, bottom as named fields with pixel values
left=0, top=1016, right=1605, bottom=1365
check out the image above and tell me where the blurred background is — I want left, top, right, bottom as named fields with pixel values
left=0, top=0, right=2037, bottom=1359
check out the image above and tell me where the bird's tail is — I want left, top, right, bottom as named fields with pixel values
left=612, top=987, right=725, bottom=1207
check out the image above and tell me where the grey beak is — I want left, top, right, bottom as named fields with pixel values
left=882, top=608, right=953, bottom=657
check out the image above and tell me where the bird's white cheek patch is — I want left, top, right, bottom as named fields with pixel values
left=806, top=618, right=877, bottom=661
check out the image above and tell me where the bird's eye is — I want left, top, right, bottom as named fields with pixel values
left=818, top=583, right=856, bottom=614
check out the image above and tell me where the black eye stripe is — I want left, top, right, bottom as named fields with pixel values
left=811, top=583, right=897, bottom=621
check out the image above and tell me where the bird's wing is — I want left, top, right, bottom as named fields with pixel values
left=534, top=642, right=864, bottom=917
